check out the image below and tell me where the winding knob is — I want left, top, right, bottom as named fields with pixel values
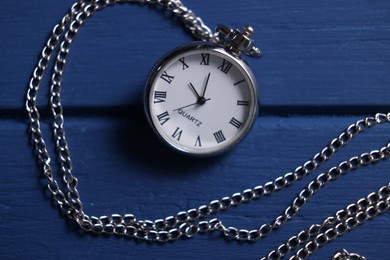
left=216, top=25, right=262, bottom=58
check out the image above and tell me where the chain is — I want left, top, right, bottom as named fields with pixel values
left=332, top=249, right=368, bottom=260
left=26, top=0, right=390, bottom=259
left=262, top=184, right=389, bottom=260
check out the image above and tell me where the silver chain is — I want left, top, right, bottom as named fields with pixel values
left=332, top=249, right=367, bottom=260
left=26, top=0, right=390, bottom=259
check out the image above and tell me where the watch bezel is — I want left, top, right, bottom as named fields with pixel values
left=144, top=41, right=259, bottom=156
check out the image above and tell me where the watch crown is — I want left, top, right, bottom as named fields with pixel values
left=243, top=26, right=254, bottom=37
left=216, top=25, right=262, bottom=58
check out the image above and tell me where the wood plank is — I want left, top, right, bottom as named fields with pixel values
left=1, top=0, right=389, bottom=259
left=1, top=0, right=389, bottom=111
left=1, top=116, right=389, bottom=259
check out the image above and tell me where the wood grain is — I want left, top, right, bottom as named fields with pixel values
left=0, top=0, right=389, bottom=259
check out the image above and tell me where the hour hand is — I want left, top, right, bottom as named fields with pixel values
left=189, top=82, right=207, bottom=105
left=188, top=82, right=201, bottom=99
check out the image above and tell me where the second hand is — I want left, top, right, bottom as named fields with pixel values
left=172, top=98, right=211, bottom=112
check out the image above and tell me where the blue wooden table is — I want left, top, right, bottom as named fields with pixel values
left=1, top=0, right=389, bottom=259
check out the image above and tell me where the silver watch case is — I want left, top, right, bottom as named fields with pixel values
left=144, top=41, right=259, bottom=156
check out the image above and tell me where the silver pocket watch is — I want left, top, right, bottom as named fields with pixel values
left=144, top=25, right=262, bottom=156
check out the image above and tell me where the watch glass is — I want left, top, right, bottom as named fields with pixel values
left=145, top=43, right=258, bottom=156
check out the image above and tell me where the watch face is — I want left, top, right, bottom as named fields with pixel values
left=145, top=42, right=258, bottom=156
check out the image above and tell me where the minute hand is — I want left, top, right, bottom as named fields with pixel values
left=172, top=98, right=211, bottom=112
left=201, top=72, right=211, bottom=97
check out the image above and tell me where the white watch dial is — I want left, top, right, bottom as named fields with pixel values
left=145, top=44, right=258, bottom=156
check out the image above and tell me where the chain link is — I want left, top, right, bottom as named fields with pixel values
left=26, top=0, right=389, bottom=258
left=332, top=248, right=367, bottom=260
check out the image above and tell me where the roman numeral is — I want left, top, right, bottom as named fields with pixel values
left=237, top=100, right=249, bottom=106
left=229, top=117, right=243, bottom=129
left=213, top=130, right=226, bottom=143
left=194, top=135, right=202, bottom=147
left=200, top=53, right=210, bottom=65
left=234, top=79, right=246, bottom=86
left=179, top=57, right=189, bottom=70
left=153, top=91, right=167, bottom=103
left=172, top=127, right=183, bottom=141
left=160, top=71, right=174, bottom=84
left=217, top=59, right=233, bottom=74
left=156, top=111, right=170, bottom=125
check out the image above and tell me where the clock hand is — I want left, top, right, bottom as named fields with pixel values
left=200, top=72, right=211, bottom=98
left=188, top=82, right=201, bottom=99
left=189, top=82, right=208, bottom=105
left=172, top=98, right=211, bottom=112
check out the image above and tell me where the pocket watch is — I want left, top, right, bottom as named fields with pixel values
left=144, top=25, right=262, bottom=156
left=26, top=1, right=389, bottom=259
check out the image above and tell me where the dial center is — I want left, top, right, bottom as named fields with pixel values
left=197, top=96, right=207, bottom=105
